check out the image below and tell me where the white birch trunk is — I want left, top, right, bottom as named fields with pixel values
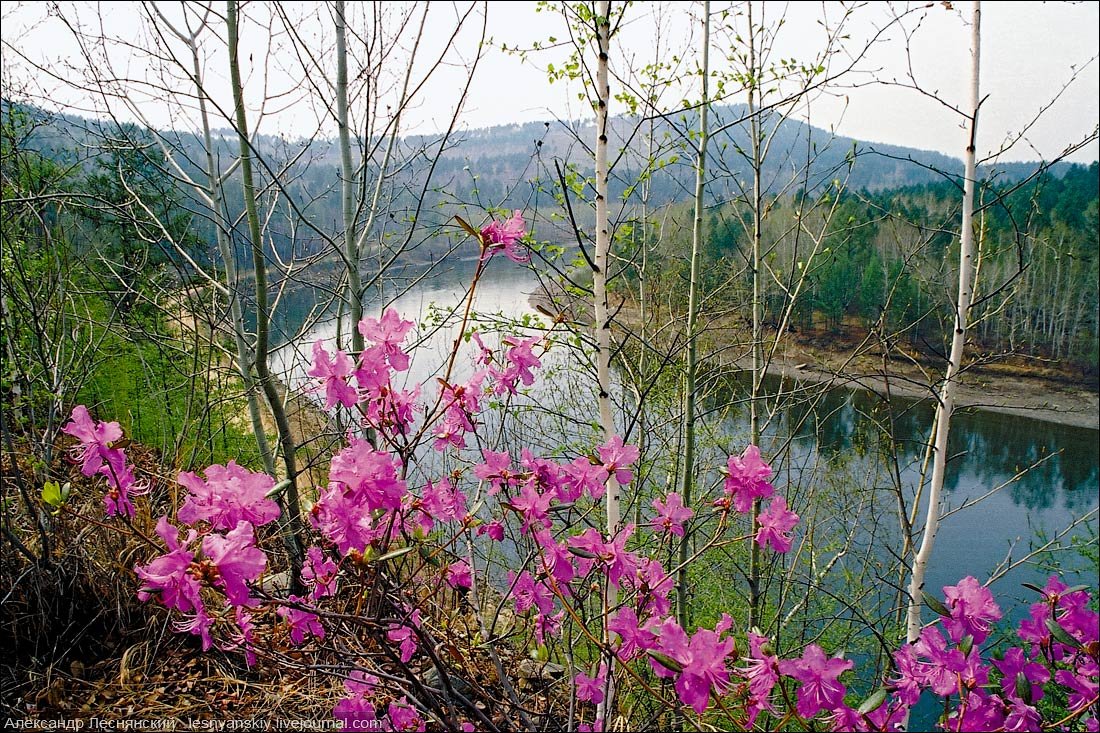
left=905, top=0, right=982, bottom=644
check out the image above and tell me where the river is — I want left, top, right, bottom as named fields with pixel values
left=270, top=257, right=1098, bottom=634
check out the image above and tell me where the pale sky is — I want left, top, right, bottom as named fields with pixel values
left=2, top=1, right=1097, bottom=164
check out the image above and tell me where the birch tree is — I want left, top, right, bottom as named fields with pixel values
left=905, top=0, right=982, bottom=643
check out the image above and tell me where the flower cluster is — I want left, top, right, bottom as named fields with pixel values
left=62, top=405, right=142, bottom=517
left=94, top=283, right=1095, bottom=732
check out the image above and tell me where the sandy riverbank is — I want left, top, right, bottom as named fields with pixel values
left=528, top=285, right=1099, bottom=431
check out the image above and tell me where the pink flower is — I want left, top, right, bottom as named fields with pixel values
left=535, top=531, right=577, bottom=585
left=387, top=610, right=422, bottom=663
left=1055, top=669, right=1099, bottom=713
left=333, top=696, right=376, bottom=732
left=560, top=457, right=609, bottom=501
left=778, top=644, right=853, bottom=719
left=913, top=627, right=964, bottom=696
left=478, top=520, right=505, bottom=542
left=135, top=516, right=201, bottom=614
left=651, top=492, right=693, bottom=537
left=386, top=699, right=424, bottom=732
left=445, top=561, right=472, bottom=589
left=473, top=450, right=520, bottom=495
left=62, top=405, right=139, bottom=518
left=302, top=546, right=339, bottom=600
left=597, top=435, right=640, bottom=486
left=307, top=340, right=359, bottom=409
left=278, top=597, right=325, bottom=645
left=740, top=632, right=780, bottom=725
left=755, top=496, right=799, bottom=553
left=176, top=461, right=281, bottom=530
left=201, top=521, right=267, bottom=607
left=494, top=336, right=541, bottom=394
left=994, top=647, right=1049, bottom=703
left=480, top=210, right=528, bottom=263
left=358, top=309, right=413, bottom=371
left=575, top=666, right=607, bottom=705
left=942, top=576, right=1002, bottom=644
left=723, top=445, right=774, bottom=513
left=226, top=608, right=257, bottom=667
left=62, top=405, right=122, bottom=476
left=511, top=482, right=554, bottom=534
left=328, top=438, right=407, bottom=512
left=676, top=625, right=736, bottom=714
left=413, top=478, right=466, bottom=532
left=608, top=607, right=656, bottom=661
left=508, top=570, right=554, bottom=615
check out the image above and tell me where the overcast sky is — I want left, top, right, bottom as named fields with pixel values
left=2, top=1, right=1097, bottom=164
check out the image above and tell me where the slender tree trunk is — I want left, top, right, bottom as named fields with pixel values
left=190, top=35, right=275, bottom=478
left=591, top=2, right=617, bottom=722
left=747, top=1, right=765, bottom=631
left=334, top=0, right=364, bottom=355
left=677, top=0, right=709, bottom=629
left=906, top=0, right=981, bottom=644
left=227, top=0, right=304, bottom=589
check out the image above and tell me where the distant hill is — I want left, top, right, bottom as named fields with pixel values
left=3, top=98, right=1077, bottom=255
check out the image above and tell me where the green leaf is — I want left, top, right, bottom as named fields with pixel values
left=857, top=688, right=887, bottom=715
left=41, top=480, right=69, bottom=508
left=373, top=546, right=415, bottom=564
left=1015, top=672, right=1032, bottom=704
left=922, top=590, right=952, bottom=618
left=1045, top=617, right=1083, bottom=649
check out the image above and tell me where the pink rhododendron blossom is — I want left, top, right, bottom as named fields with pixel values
left=387, top=610, right=423, bottom=664
left=494, top=336, right=541, bottom=394
left=386, top=699, right=425, bottom=732
left=445, top=560, right=472, bottom=589
left=307, top=340, right=358, bottom=409
left=201, top=521, right=267, bottom=607
left=508, top=570, right=554, bottom=615
left=278, top=596, right=325, bottom=645
left=651, top=492, right=693, bottom=537
left=480, top=210, right=528, bottom=263
left=62, top=405, right=122, bottom=476
left=608, top=607, right=655, bottom=661
left=62, top=405, right=140, bottom=518
left=942, top=576, right=1002, bottom=644
left=675, top=625, right=737, bottom=714
left=575, top=666, right=607, bottom=705
left=473, top=450, right=520, bottom=495
left=755, top=496, right=799, bottom=553
left=358, top=309, right=414, bottom=371
left=412, top=478, right=466, bottom=533
left=560, top=456, right=609, bottom=501
left=135, top=517, right=201, bottom=614
left=913, top=626, right=965, bottom=696
left=1056, top=668, right=1100, bottom=712
left=224, top=608, right=257, bottom=667
left=723, top=444, right=774, bottom=513
left=778, top=644, right=853, bottom=719
left=302, top=546, right=339, bottom=600
left=353, top=345, right=390, bottom=393
left=535, top=531, right=577, bottom=586
left=333, top=696, right=376, bottom=732
left=174, top=607, right=214, bottom=651
left=477, top=520, right=505, bottom=542
left=176, top=461, right=281, bottom=530
left=597, top=435, right=640, bottom=485
left=328, top=439, right=407, bottom=512
left=534, top=609, right=564, bottom=646
left=994, top=647, right=1049, bottom=703
left=740, top=632, right=780, bottom=725
left=511, top=482, right=554, bottom=534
